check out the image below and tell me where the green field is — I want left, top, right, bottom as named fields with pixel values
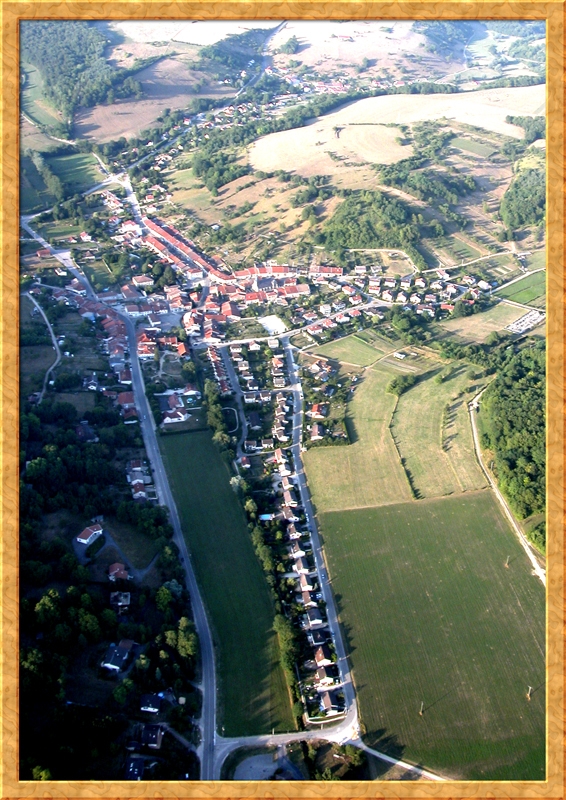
left=21, top=62, right=61, bottom=130
left=159, top=431, right=294, bottom=736
left=496, top=271, right=546, bottom=306
left=304, top=363, right=412, bottom=512
left=440, top=236, right=482, bottom=263
left=320, top=492, right=545, bottom=780
left=451, top=137, right=496, bottom=158
left=314, top=334, right=384, bottom=367
left=46, top=154, right=102, bottom=193
left=20, top=154, right=53, bottom=213
left=436, top=303, right=525, bottom=343
left=391, top=365, right=487, bottom=498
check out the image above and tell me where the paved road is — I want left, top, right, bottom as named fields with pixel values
left=23, top=291, right=62, bottom=402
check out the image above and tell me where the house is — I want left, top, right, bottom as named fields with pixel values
left=141, top=724, right=164, bottom=749
left=289, top=541, right=306, bottom=559
left=162, top=410, right=190, bottom=425
left=108, top=562, right=130, bottom=581
left=309, top=403, right=327, bottom=420
left=240, top=456, right=251, bottom=469
left=287, top=524, right=301, bottom=540
left=125, top=757, right=145, bottom=780
left=110, top=591, right=131, bottom=608
left=310, top=424, right=325, bottom=442
left=302, top=591, right=318, bottom=608
left=316, top=667, right=335, bottom=687
left=282, top=506, right=299, bottom=523
left=117, top=391, right=136, bottom=410
left=320, top=691, right=341, bottom=715
left=299, top=573, right=315, bottom=592
left=101, top=639, right=135, bottom=671
left=283, top=489, right=298, bottom=507
left=76, top=523, right=103, bottom=545
left=294, top=557, right=310, bottom=575
left=309, top=629, right=326, bottom=646
left=248, top=411, right=262, bottom=431
left=307, top=607, right=325, bottom=628
left=243, top=392, right=257, bottom=404
left=140, top=694, right=161, bottom=714
left=314, top=644, right=333, bottom=667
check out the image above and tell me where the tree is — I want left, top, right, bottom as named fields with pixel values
left=156, top=585, right=173, bottom=613
left=32, top=766, right=52, bottom=781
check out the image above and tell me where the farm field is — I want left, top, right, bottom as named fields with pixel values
left=391, top=364, right=487, bottom=497
left=20, top=155, right=53, bottom=214
left=313, top=334, right=386, bottom=367
left=319, top=491, right=545, bottom=780
left=304, top=362, right=412, bottom=512
left=496, top=271, right=546, bottom=306
left=451, top=137, right=496, bottom=158
left=436, top=303, right=525, bottom=343
left=74, top=56, right=235, bottom=143
left=159, top=431, right=294, bottom=736
left=46, top=154, right=102, bottom=193
left=249, top=84, right=545, bottom=178
left=21, top=62, right=61, bottom=130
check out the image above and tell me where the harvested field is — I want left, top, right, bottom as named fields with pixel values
left=74, top=57, right=234, bottom=143
left=304, top=362, right=413, bottom=512
left=391, top=364, right=487, bottom=497
left=250, top=84, right=545, bottom=178
left=250, top=122, right=412, bottom=179
left=436, top=303, right=525, bottom=343
left=320, top=491, right=545, bottom=779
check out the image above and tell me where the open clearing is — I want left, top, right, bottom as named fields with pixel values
left=451, top=137, right=496, bottom=158
left=249, top=84, right=545, bottom=178
left=313, top=334, right=388, bottom=366
left=47, top=154, right=103, bottom=193
left=159, top=431, right=294, bottom=736
left=436, top=303, right=525, bottom=343
left=496, top=271, right=546, bottom=306
left=320, top=491, right=545, bottom=780
left=304, top=363, right=412, bottom=512
left=391, top=364, right=487, bottom=497
left=74, top=57, right=235, bottom=142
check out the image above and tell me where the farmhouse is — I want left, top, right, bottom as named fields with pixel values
left=76, top=523, right=103, bottom=545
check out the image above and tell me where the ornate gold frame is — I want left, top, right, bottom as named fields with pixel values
left=2, top=2, right=563, bottom=798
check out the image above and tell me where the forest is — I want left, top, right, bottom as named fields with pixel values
left=378, top=162, right=476, bottom=207
left=20, top=21, right=143, bottom=126
left=500, top=168, right=545, bottom=230
left=479, top=345, right=545, bottom=541
left=505, top=115, right=545, bottom=145
left=319, top=190, right=430, bottom=268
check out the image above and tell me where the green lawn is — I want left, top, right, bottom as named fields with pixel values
left=46, top=153, right=102, bottom=193
left=496, top=271, right=546, bottom=306
left=314, top=334, right=385, bottom=367
left=304, top=363, right=413, bottom=512
left=319, top=492, right=545, bottom=780
left=20, top=154, right=53, bottom=214
left=159, top=431, right=294, bottom=736
left=21, top=62, right=61, bottom=130
left=391, top=364, right=487, bottom=498
left=451, top=137, right=496, bottom=157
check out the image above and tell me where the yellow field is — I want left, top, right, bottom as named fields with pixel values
left=250, top=122, right=412, bottom=178
left=391, top=365, right=487, bottom=497
left=438, top=303, right=526, bottom=343
left=304, top=364, right=412, bottom=512
left=249, top=84, right=545, bottom=178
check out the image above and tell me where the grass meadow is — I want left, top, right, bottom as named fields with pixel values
left=391, top=364, right=487, bottom=498
left=46, top=154, right=102, bottom=193
left=159, top=430, right=294, bottom=736
left=496, top=271, right=546, bottom=306
left=436, top=303, right=525, bottom=343
left=314, top=334, right=385, bottom=367
left=304, top=363, right=413, bottom=512
left=319, top=492, right=545, bottom=780
left=451, top=137, right=496, bottom=158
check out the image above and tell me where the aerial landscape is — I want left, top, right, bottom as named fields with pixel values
left=19, top=18, right=546, bottom=783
